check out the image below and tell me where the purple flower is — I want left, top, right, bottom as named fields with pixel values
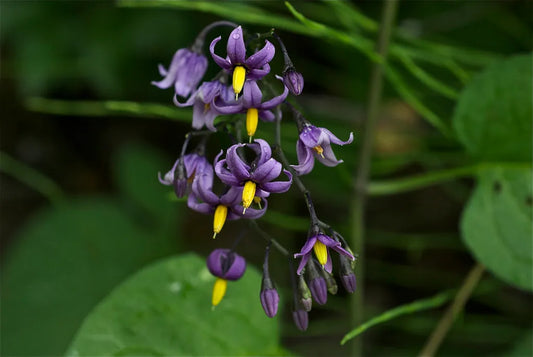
left=159, top=153, right=213, bottom=197
left=210, top=26, right=275, bottom=97
left=213, top=78, right=288, bottom=139
left=341, top=274, right=357, bottom=294
left=294, top=233, right=354, bottom=275
left=260, top=288, right=279, bottom=318
left=283, top=67, right=304, bottom=95
left=207, top=248, right=246, bottom=281
left=292, top=309, right=309, bottom=331
left=309, top=277, right=328, bottom=305
left=188, top=173, right=267, bottom=238
left=152, top=48, right=208, bottom=98
left=174, top=81, right=236, bottom=131
left=291, top=124, right=354, bottom=176
left=214, top=139, right=292, bottom=212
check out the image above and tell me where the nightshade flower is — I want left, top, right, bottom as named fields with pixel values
left=158, top=152, right=213, bottom=197
left=292, top=124, right=354, bottom=176
left=152, top=48, right=208, bottom=98
left=283, top=67, right=304, bottom=96
left=294, top=233, right=354, bottom=275
left=174, top=81, right=236, bottom=131
left=210, top=26, right=275, bottom=98
left=214, top=139, right=292, bottom=213
left=207, top=248, right=246, bottom=306
left=188, top=173, right=267, bottom=238
left=213, top=78, right=288, bottom=140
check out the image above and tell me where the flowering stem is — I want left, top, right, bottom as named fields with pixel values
left=248, top=220, right=290, bottom=258
left=349, top=0, right=399, bottom=355
left=192, top=20, right=238, bottom=52
left=271, top=32, right=294, bottom=70
left=418, top=263, right=485, bottom=357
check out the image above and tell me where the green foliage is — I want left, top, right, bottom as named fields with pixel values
left=1, top=145, right=182, bottom=356
left=66, top=254, right=285, bottom=356
left=461, top=167, right=532, bottom=291
left=506, top=330, right=533, bottom=356
left=453, top=54, right=533, bottom=162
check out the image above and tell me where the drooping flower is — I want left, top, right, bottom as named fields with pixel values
left=207, top=248, right=246, bottom=306
left=294, top=233, right=354, bottom=275
left=291, top=124, right=354, bottom=176
left=173, top=81, right=236, bottom=131
left=159, top=152, right=213, bottom=191
left=213, top=78, right=288, bottom=139
left=152, top=48, right=208, bottom=98
left=188, top=173, right=267, bottom=238
left=210, top=26, right=275, bottom=98
left=283, top=67, right=304, bottom=96
left=214, top=139, right=292, bottom=213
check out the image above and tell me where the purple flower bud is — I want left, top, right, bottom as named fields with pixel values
left=292, top=309, right=309, bottom=331
left=206, top=249, right=246, bottom=281
left=309, top=277, right=328, bottom=305
left=152, top=48, right=208, bottom=98
left=260, top=288, right=279, bottom=318
left=341, top=274, right=357, bottom=294
left=283, top=67, right=304, bottom=96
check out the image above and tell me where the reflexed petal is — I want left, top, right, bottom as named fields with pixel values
left=214, top=155, right=242, bottom=186
left=258, top=110, right=275, bottom=122
left=323, top=254, right=333, bottom=273
left=151, top=49, right=187, bottom=89
left=294, top=236, right=317, bottom=258
left=322, top=128, right=354, bottom=145
left=192, top=100, right=207, bottom=129
left=316, top=143, right=343, bottom=167
left=242, top=80, right=263, bottom=108
left=251, top=158, right=282, bottom=183
left=187, top=193, right=215, bottom=215
left=296, top=253, right=310, bottom=275
left=299, top=126, right=324, bottom=148
left=158, top=171, right=172, bottom=185
left=260, top=169, right=292, bottom=193
left=173, top=91, right=197, bottom=108
left=245, top=40, right=275, bottom=69
left=175, top=53, right=207, bottom=97
left=247, top=64, right=270, bottom=80
left=226, top=144, right=251, bottom=181
left=317, top=234, right=338, bottom=247
left=291, top=140, right=315, bottom=175
left=199, top=81, right=223, bottom=103
left=239, top=197, right=268, bottom=219
left=212, top=100, right=244, bottom=115
left=209, top=36, right=233, bottom=70
left=223, top=253, right=246, bottom=280
left=249, top=138, right=272, bottom=166
left=331, top=244, right=355, bottom=260
left=226, top=26, right=246, bottom=64
left=157, top=64, right=168, bottom=76
left=220, top=186, right=242, bottom=207
left=192, top=174, right=219, bottom=206
left=259, top=76, right=288, bottom=109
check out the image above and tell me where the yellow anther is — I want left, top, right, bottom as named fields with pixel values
left=232, top=65, right=246, bottom=99
left=253, top=196, right=262, bottom=209
left=242, top=181, right=257, bottom=214
left=204, top=103, right=211, bottom=114
left=212, top=205, right=228, bottom=239
left=313, top=240, right=328, bottom=266
left=246, top=108, right=259, bottom=141
left=211, top=278, right=227, bottom=307
left=313, top=145, right=325, bottom=158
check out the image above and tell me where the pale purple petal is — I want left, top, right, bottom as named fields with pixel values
left=212, top=100, right=244, bottom=115
left=192, top=174, right=219, bottom=206
left=251, top=158, right=282, bottom=183
left=300, top=126, right=324, bottom=148
left=245, top=40, right=275, bottom=69
left=260, top=169, right=292, bottom=193
left=323, top=254, right=333, bottom=273
left=151, top=49, right=187, bottom=89
left=173, top=91, right=197, bottom=108
left=209, top=36, right=233, bottom=70
left=322, top=129, right=354, bottom=146
left=247, top=64, right=270, bottom=80
left=187, top=193, right=215, bottom=214
left=226, top=26, right=246, bottom=64
left=316, top=143, right=343, bottom=167
left=214, top=154, right=242, bottom=186
left=258, top=110, right=275, bottom=122
left=291, top=140, right=315, bottom=175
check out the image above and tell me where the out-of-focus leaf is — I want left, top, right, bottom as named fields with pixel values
left=453, top=54, right=532, bottom=162
left=66, top=254, right=286, bottom=356
left=0, top=198, right=178, bottom=357
left=461, top=167, right=533, bottom=291
left=506, top=330, right=533, bottom=356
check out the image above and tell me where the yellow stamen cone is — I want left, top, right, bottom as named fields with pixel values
left=212, top=205, right=228, bottom=239
left=242, top=181, right=257, bottom=214
left=313, top=240, right=328, bottom=266
left=313, top=145, right=325, bottom=158
left=253, top=196, right=262, bottom=209
left=246, top=108, right=259, bottom=141
left=211, top=278, right=227, bottom=307
left=232, top=65, right=246, bottom=99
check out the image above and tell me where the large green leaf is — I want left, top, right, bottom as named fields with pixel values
left=506, top=330, right=533, bottom=356
left=66, top=254, right=284, bottom=356
left=453, top=53, right=532, bottom=162
left=461, top=167, right=532, bottom=291
left=0, top=198, right=178, bottom=356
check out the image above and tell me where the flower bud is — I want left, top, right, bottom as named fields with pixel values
left=292, top=309, right=309, bottom=331
left=339, top=253, right=357, bottom=293
left=283, top=67, right=304, bottom=96
left=260, top=286, right=279, bottom=318
left=309, top=277, right=328, bottom=305
left=173, top=159, right=188, bottom=198
left=206, top=249, right=246, bottom=280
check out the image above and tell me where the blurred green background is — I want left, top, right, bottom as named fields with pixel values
left=1, top=1, right=532, bottom=356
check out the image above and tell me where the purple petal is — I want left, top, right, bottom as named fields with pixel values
left=251, top=158, right=282, bottom=183
left=220, top=186, right=242, bottom=207
left=299, top=126, right=324, bottom=148
left=187, top=193, right=215, bottom=215
left=192, top=174, right=219, bottom=206
left=316, top=143, right=343, bottom=167
left=291, top=140, right=315, bottom=175
left=239, top=198, right=268, bottom=219
left=292, top=309, right=309, bottom=331
left=223, top=253, right=247, bottom=280
left=259, top=77, right=288, bottom=109
left=296, top=253, right=310, bottom=275
left=227, top=26, right=246, bottom=64
left=209, top=36, right=232, bottom=70
left=173, top=91, right=197, bottom=108
left=323, top=254, right=333, bottom=273
left=260, top=288, right=279, bottom=318
left=309, top=277, right=328, bottom=305
left=212, top=100, right=244, bottom=115
left=157, top=64, right=168, bottom=76
left=245, top=40, right=275, bottom=69
left=294, top=236, right=317, bottom=258
left=249, top=139, right=272, bottom=166
left=258, top=110, right=275, bottom=122
left=283, top=68, right=304, bottom=95
left=226, top=144, right=251, bottom=182
left=247, top=64, right=270, bottom=80
left=174, top=53, right=208, bottom=97
left=260, top=169, right=292, bottom=193
left=323, top=128, right=354, bottom=145
left=242, top=80, right=263, bottom=108
left=151, top=49, right=187, bottom=89
left=214, top=153, right=242, bottom=186
left=199, top=81, right=223, bottom=103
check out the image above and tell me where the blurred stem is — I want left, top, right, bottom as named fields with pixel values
left=0, top=151, right=66, bottom=206
left=419, top=263, right=485, bottom=357
left=349, top=0, right=399, bottom=356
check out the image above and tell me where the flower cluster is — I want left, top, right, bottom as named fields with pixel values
left=154, top=22, right=356, bottom=331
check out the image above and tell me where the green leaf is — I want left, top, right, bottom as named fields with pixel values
left=453, top=53, right=533, bottom=162
left=66, top=254, right=284, bottom=356
left=461, top=166, right=533, bottom=291
left=506, top=330, right=533, bottom=356
left=0, top=198, right=178, bottom=356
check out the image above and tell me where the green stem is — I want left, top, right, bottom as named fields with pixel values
left=418, top=263, right=485, bottom=357
left=349, top=0, right=399, bottom=355
left=0, top=151, right=66, bottom=206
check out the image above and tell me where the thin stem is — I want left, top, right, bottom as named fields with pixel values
left=192, top=20, right=238, bottom=52
left=248, top=220, right=290, bottom=258
left=271, top=32, right=294, bottom=69
left=349, top=0, right=399, bottom=355
left=0, top=151, right=66, bottom=206
left=418, top=263, right=485, bottom=357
